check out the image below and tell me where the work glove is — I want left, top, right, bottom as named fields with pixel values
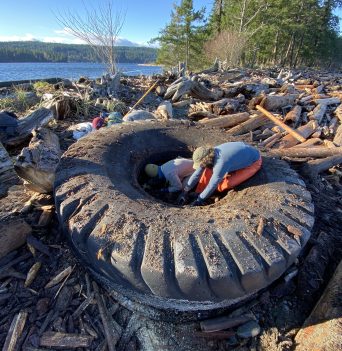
left=177, top=191, right=189, bottom=205
left=190, top=197, right=204, bottom=207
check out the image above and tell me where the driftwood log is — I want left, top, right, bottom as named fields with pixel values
left=0, top=142, right=18, bottom=197
left=256, top=105, right=306, bottom=143
left=295, top=260, right=342, bottom=351
left=334, top=104, right=342, bottom=122
left=302, top=154, right=342, bottom=178
left=188, top=111, right=217, bottom=120
left=208, top=98, right=240, bottom=115
left=270, top=146, right=342, bottom=158
left=226, top=114, right=269, bottom=136
left=165, top=77, right=223, bottom=102
left=260, top=94, right=298, bottom=111
left=14, top=128, right=61, bottom=193
left=198, top=112, right=249, bottom=128
left=3, top=108, right=54, bottom=146
left=155, top=101, right=173, bottom=120
left=312, top=104, right=327, bottom=124
left=277, top=120, right=318, bottom=149
left=314, top=97, right=340, bottom=105
left=333, top=123, right=342, bottom=146
left=284, top=105, right=302, bottom=125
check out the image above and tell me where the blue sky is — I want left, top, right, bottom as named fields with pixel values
left=0, top=1, right=340, bottom=45
left=0, top=0, right=213, bottom=45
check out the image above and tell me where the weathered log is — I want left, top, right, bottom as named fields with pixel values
left=209, top=98, right=240, bottom=115
left=165, top=77, right=223, bottom=102
left=314, top=97, right=340, bottom=105
left=155, top=101, right=173, bottom=120
left=14, top=128, right=61, bottom=193
left=256, top=105, right=306, bottom=143
left=155, top=85, right=166, bottom=96
left=3, top=108, right=54, bottom=146
left=2, top=311, right=28, bottom=351
left=226, top=114, right=269, bottom=136
left=333, top=123, right=342, bottom=146
left=40, top=332, right=93, bottom=348
left=277, top=120, right=318, bottom=149
left=260, top=94, right=298, bottom=111
left=334, top=104, right=342, bottom=122
left=295, top=260, right=342, bottom=351
left=291, top=138, right=323, bottom=148
left=284, top=105, right=302, bottom=124
left=0, top=142, right=18, bottom=197
left=302, top=154, right=342, bottom=177
left=0, top=219, right=32, bottom=259
left=270, top=146, right=342, bottom=158
left=188, top=111, right=217, bottom=121
left=260, top=133, right=282, bottom=148
left=312, top=103, right=327, bottom=124
left=199, top=112, right=249, bottom=128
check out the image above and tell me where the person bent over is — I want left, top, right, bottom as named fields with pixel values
left=144, top=158, right=195, bottom=193
left=179, top=142, right=262, bottom=206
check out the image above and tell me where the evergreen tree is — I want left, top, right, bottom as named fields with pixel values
left=154, top=0, right=206, bottom=70
left=205, top=0, right=342, bottom=68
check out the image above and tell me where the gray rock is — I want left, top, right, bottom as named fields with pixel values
left=237, top=320, right=261, bottom=338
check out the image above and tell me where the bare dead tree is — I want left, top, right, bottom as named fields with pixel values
left=55, top=1, right=125, bottom=75
left=204, top=29, right=248, bottom=69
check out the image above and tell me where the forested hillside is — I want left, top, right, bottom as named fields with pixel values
left=0, top=42, right=157, bottom=63
left=155, top=0, right=342, bottom=70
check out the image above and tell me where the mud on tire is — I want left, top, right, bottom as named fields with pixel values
left=54, top=121, right=315, bottom=318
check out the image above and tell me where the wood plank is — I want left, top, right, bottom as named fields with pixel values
left=40, top=331, right=93, bottom=348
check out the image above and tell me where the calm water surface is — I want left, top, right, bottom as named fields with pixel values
left=0, top=62, right=163, bottom=82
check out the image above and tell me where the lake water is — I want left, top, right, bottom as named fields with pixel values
left=0, top=62, right=163, bottom=82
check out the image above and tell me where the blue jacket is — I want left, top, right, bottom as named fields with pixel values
left=186, top=142, right=260, bottom=200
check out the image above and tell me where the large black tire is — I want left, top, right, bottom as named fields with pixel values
left=54, top=120, right=315, bottom=319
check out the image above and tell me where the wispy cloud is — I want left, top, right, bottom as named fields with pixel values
left=0, top=29, right=155, bottom=47
left=0, top=33, right=38, bottom=41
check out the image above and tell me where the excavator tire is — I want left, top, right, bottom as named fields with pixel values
left=54, top=120, right=315, bottom=320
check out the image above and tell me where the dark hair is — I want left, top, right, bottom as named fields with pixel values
left=200, top=148, right=215, bottom=168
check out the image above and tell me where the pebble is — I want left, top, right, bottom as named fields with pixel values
left=237, top=320, right=261, bottom=338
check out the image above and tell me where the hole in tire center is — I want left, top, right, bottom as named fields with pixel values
left=137, top=151, right=225, bottom=206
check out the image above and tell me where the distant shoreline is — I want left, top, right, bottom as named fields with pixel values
left=138, top=63, right=163, bottom=67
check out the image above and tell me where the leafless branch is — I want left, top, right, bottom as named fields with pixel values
left=55, top=0, right=125, bottom=74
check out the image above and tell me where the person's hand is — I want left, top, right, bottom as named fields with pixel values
left=190, top=198, right=204, bottom=207
left=177, top=191, right=188, bottom=205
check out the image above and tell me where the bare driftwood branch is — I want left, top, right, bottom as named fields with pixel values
left=2, top=311, right=28, bottom=351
